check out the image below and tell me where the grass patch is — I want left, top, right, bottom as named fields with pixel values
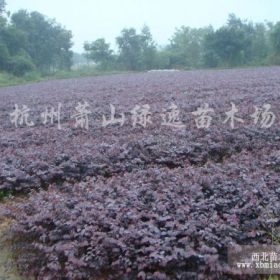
left=0, top=71, right=43, bottom=87
left=0, top=66, right=132, bottom=88
left=0, top=190, right=13, bottom=201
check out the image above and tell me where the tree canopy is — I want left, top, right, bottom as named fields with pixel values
left=0, top=7, right=73, bottom=76
left=84, top=38, right=114, bottom=70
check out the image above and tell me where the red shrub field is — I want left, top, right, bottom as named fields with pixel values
left=1, top=67, right=280, bottom=279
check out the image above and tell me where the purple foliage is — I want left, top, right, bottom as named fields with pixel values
left=1, top=67, right=280, bottom=279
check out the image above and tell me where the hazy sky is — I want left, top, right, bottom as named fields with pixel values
left=6, top=0, right=280, bottom=53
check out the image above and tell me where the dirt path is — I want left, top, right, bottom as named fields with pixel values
left=0, top=218, right=26, bottom=280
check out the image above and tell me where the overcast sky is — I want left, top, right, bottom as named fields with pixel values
left=6, top=0, right=280, bottom=53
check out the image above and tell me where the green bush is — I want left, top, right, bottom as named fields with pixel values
left=23, top=70, right=41, bottom=81
left=8, top=55, right=35, bottom=76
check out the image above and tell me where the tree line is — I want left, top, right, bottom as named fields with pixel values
left=84, top=14, right=280, bottom=71
left=1, top=0, right=280, bottom=77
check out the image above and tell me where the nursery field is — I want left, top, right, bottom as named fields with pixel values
left=0, top=67, right=280, bottom=279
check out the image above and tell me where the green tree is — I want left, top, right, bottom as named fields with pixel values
left=84, top=38, right=114, bottom=70
left=250, top=23, right=269, bottom=64
left=169, top=26, right=211, bottom=68
left=8, top=53, right=35, bottom=76
left=11, top=10, right=73, bottom=73
left=0, top=0, right=5, bottom=14
left=52, top=26, right=73, bottom=70
left=271, top=22, right=280, bottom=63
left=116, top=26, right=157, bottom=71
left=0, top=23, right=34, bottom=76
left=154, top=49, right=173, bottom=69
left=139, top=25, right=157, bottom=70
left=203, top=14, right=257, bottom=67
left=207, top=27, right=244, bottom=66
left=203, top=28, right=220, bottom=67
left=1, top=25, right=27, bottom=56
left=116, top=28, right=142, bottom=71
left=0, top=25, right=34, bottom=76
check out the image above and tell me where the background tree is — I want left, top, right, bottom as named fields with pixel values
left=0, top=0, right=5, bottom=14
left=116, top=26, right=157, bottom=71
left=116, top=28, right=142, bottom=71
left=202, top=14, right=269, bottom=67
left=250, top=23, right=269, bottom=64
left=84, top=38, right=114, bottom=70
left=203, top=28, right=220, bottom=67
left=11, top=10, right=73, bottom=74
left=204, top=16, right=247, bottom=67
left=270, top=22, right=280, bottom=63
left=168, top=26, right=211, bottom=68
left=139, top=25, right=157, bottom=70
left=0, top=7, right=35, bottom=76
